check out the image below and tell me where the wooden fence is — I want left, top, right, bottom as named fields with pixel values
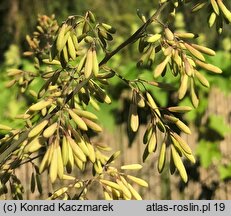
left=4, top=87, right=231, bottom=200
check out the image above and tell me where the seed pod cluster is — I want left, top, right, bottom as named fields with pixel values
left=141, top=96, right=194, bottom=182
left=79, top=46, right=99, bottom=78
left=50, top=23, right=79, bottom=68
left=137, top=36, right=158, bottom=68
left=137, top=24, right=221, bottom=107
left=9, top=176, right=24, bottom=200
left=24, top=15, right=59, bottom=58
left=37, top=125, right=102, bottom=183
left=87, top=80, right=112, bottom=105
left=96, top=23, right=116, bottom=49
left=6, top=69, right=36, bottom=93
left=21, top=93, right=110, bottom=184
left=191, top=0, right=231, bottom=33
left=151, top=26, right=221, bottom=107
left=99, top=164, right=148, bottom=200
left=43, top=11, right=101, bottom=71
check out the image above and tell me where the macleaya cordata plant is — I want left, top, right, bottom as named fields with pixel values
left=0, top=0, right=230, bottom=200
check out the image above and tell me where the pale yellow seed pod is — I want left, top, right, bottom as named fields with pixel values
left=164, top=114, right=178, bottom=123
left=211, top=0, right=220, bottom=15
left=52, top=187, right=68, bottom=199
left=147, top=132, right=157, bottom=153
left=103, top=191, right=113, bottom=200
left=135, top=92, right=145, bottom=108
left=121, top=164, right=143, bottom=170
left=171, top=145, right=188, bottom=183
left=77, top=140, right=90, bottom=157
left=170, top=132, right=192, bottom=154
left=175, top=119, right=191, bottom=134
left=7, top=69, right=23, bottom=76
left=74, top=154, right=85, bottom=171
left=146, top=34, right=161, bottom=43
left=82, top=118, right=102, bottom=132
left=92, top=49, right=99, bottom=77
left=74, top=181, right=84, bottom=188
left=178, top=75, right=188, bottom=100
left=174, top=32, right=197, bottom=39
left=94, top=159, right=103, bottom=174
left=116, top=179, right=132, bottom=200
left=154, top=55, right=171, bottom=78
left=68, top=109, right=88, bottom=131
left=61, top=174, right=75, bottom=180
left=72, top=130, right=90, bottom=156
left=89, top=97, right=100, bottom=111
left=126, top=175, right=148, bottom=187
left=71, top=31, right=79, bottom=50
left=49, top=144, right=58, bottom=183
left=62, top=136, right=69, bottom=166
left=39, top=145, right=52, bottom=174
left=73, top=109, right=98, bottom=120
left=86, top=142, right=96, bottom=163
left=56, top=24, right=66, bottom=51
left=43, top=122, right=58, bottom=138
left=100, top=179, right=121, bottom=191
left=195, top=59, right=222, bottom=73
left=57, top=145, right=64, bottom=179
left=127, top=183, right=142, bottom=200
left=84, top=48, right=93, bottom=78
left=29, top=99, right=53, bottom=111
left=0, top=124, right=12, bottom=131
left=68, top=136, right=86, bottom=162
left=163, top=46, right=173, bottom=56
left=158, top=142, right=166, bottom=173
left=165, top=28, right=174, bottom=41
left=184, top=43, right=205, bottom=62
left=183, top=57, right=193, bottom=76
left=67, top=35, right=76, bottom=60
left=101, top=23, right=116, bottom=34
left=111, top=188, right=121, bottom=199
left=128, top=103, right=139, bottom=132
left=88, top=11, right=96, bottom=23
left=208, top=12, right=217, bottom=28
left=195, top=70, right=210, bottom=88
left=42, top=59, right=61, bottom=65
left=217, top=0, right=231, bottom=23
left=146, top=92, right=161, bottom=116
left=28, top=120, right=49, bottom=138
left=173, top=49, right=182, bottom=66
left=167, top=106, right=192, bottom=113
left=191, top=44, right=216, bottom=56
left=187, top=58, right=196, bottom=67
left=24, top=137, right=44, bottom=153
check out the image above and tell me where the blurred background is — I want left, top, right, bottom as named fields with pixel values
left=0, top=0, right=231, bottom=199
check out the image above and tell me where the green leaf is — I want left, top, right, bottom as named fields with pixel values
left=218, top=164, right=231, bottom=180
left=196, top=140, right=221, bottom=168
left=208, top=115, right=230, bottom=137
